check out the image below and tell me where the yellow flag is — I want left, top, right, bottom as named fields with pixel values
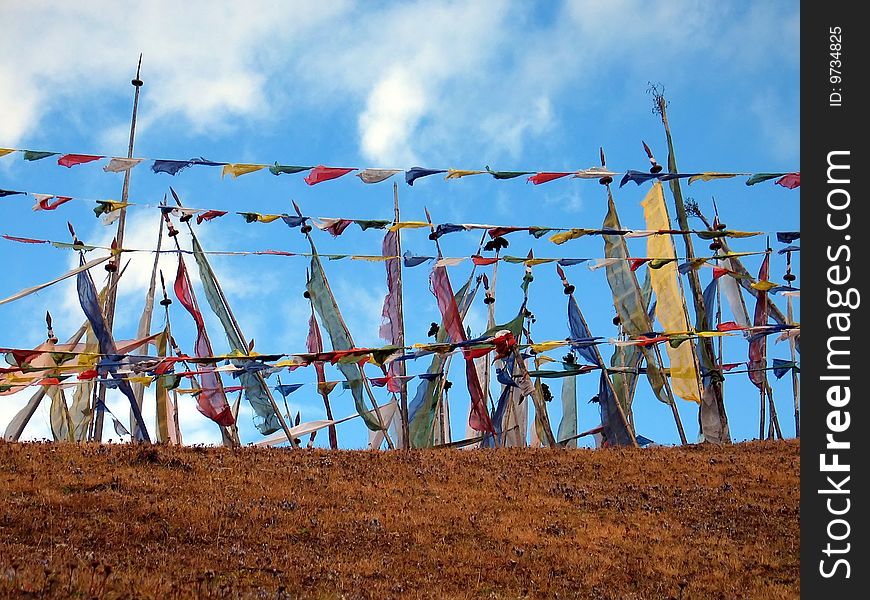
left=524, top=258, right=553, bottom=266
left=388, top=221, right=429, bottom=232
left=351, top=255, right=390, bottom=262
left=221, top=163, right=267, bottom=178
left=530, top=341, right=566, bottom=353
left=751, top=280, right=777, bottom=292
left=687, top=172, right=737, bottom=185
left=549, top=229, right=594, bottom=245
left=0, top=148, right=15, bottom=158
left=641, top=182, right=701, bottom=403
left=445, top=169, right=484, bottom=179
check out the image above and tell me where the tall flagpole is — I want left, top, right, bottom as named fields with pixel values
left=93, top=54, right=144, bottom=442
left=784, top=249, right=800, bottom=437
left=393, top=183, right=410, bottom=450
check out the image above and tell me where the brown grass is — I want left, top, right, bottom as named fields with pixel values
left=0, top=440, right=799, bottom=599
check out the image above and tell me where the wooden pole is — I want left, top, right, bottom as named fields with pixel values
left=766, top=381, right=783, bottom=440
left=652, top=88, right=730, bottom=442
left=392, top=183, right=410, bottom=450
left=784, top=251, right=800, bottom=437
left=94, top=54, right=144, bottom=442
left=759, top=386, right=766, bottom=440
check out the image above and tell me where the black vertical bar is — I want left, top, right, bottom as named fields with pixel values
left=802, top=4, right=867, bottom=596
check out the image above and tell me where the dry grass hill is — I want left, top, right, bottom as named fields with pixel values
left=0, top=439, right=799, bottom=599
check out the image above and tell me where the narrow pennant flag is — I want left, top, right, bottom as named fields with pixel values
left=23, top=150, right=58, bottom=161
left=222, top=163, right=267, bottom=178
left=485, top=166, right=533, bottom=180
left=619, top=170, right=660, bottom=187
left=196, top=210, right=228, bottom=224
left=152, top=159, right=194, bottom=175
left=445, top=169, right=484, bottom=179
left=357, top=168, right=401, bottom=183
left=574, top=167, right=618, bottom=179
left=0, top=254, right=109, bottom=306
left=58, top=154, right=103, bottom=168
left=0, top=148, right=15, bottom=158
left=76, top=255, right=151, bottom=441
left=430, top=265, right=494, bottom=433
left=307, top=246, right=384, bottom=431
left=304, top=165, right=356, bottom=185
left=688, top=172, right=737, bottom=184
left=173, top=255, right=236, bottom=427
left=406, top=167, right=446, bottom=185
left=776, top=231, right=800, bottom=244
left=748, top=253, right=770, bottom=390
left=275, top=383, right=304, bottom=397
left=775, top=172, right=800, bottom=189
left=746, top=172, right=786, bottom=186
left=103, top=157, right=144, bottom=172
left=269, top=163, right=312, bottom=175
left=0, top=189, right=25, bottom=197
left=528, top=172, right=571, bottom=185
left=32, top=194, right=72, bottom=211
left=316, top=218, right=353, bottom=237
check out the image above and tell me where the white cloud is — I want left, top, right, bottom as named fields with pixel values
left=0, top=1, right=799, bottom=163
left=0, top=0, right=349, bottom=144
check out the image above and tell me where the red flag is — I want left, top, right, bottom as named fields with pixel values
left=471, top=255, right=499, bottom=266
left=430, top=266, right=494, bottom=433
left=196, top=210, right=228, bottom=224
left=717, top=321, right=745, bottom=332
left=527, top=172, right=571, bottom=185
left=461, top=346, right=493, bottom=360
left=307, top=304, right=338, bottom=448
left=34, top=195, right=73, bottom=211
left=174, top=256, right=234, bottom=426
left=713, top=266, right=729, bottom=280
left=748, top=254, right=770, bottom=390
left=324, top=219, right=353, bottom=237
left=775, top=172, right=800, bottom=189
left=487, top=227, right=525, bottom=238
left=57, top=154, right=103, bottom=168
left=304, top=165, right=356, bottom=185
left=3, top=234, right=46, bottom=244
left=629, top=258, right=650, bottom=272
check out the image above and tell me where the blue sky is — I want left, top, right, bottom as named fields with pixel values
left=0, top=0, right=800, bottom=447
